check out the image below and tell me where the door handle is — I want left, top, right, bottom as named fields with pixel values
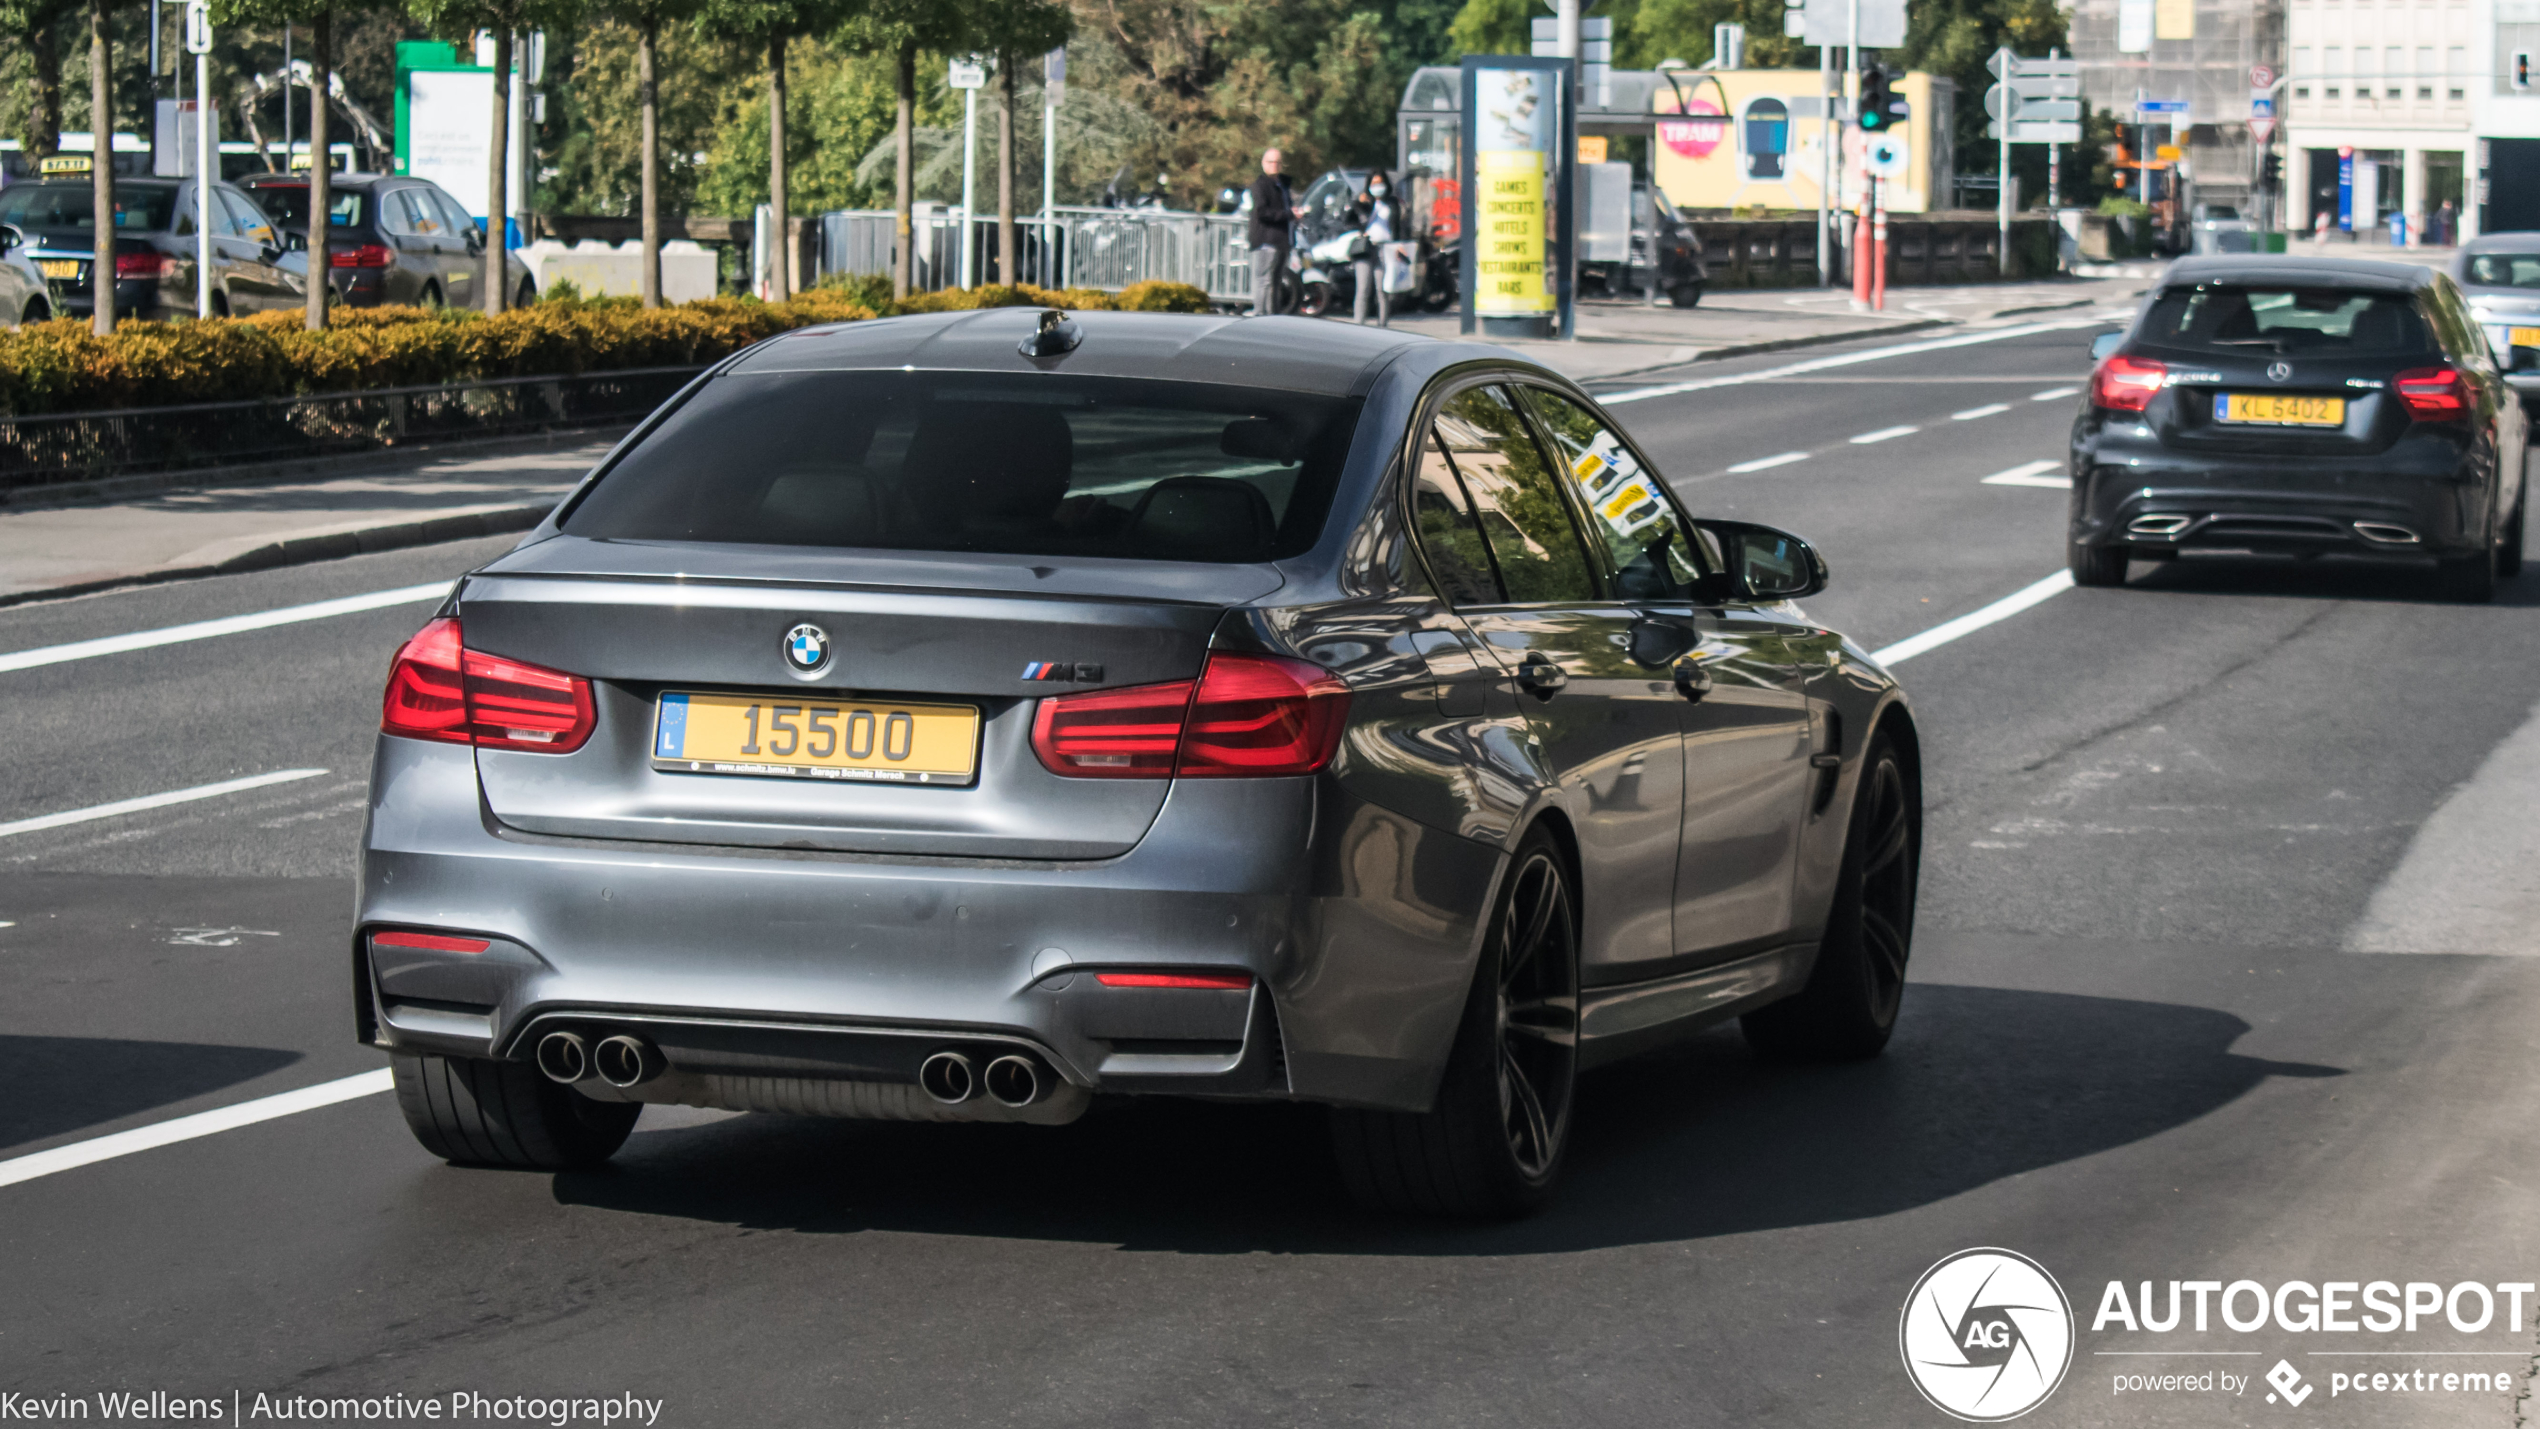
left=1517, top=654, right=1568, bottom=699
left=1672, top=655, right=1713, bottom=703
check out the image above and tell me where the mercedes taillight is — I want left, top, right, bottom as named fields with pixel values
left=2091, top=354, right=2167, bottom=412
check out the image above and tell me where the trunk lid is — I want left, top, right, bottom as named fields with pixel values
left=2141, top=348, right=2412, bottom=458
left=455, top=536, right=1279, bottom=859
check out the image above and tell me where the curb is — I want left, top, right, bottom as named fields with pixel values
left=0, top=502, right=551, bottom=610
left=0, top=425, right=630, bottom=513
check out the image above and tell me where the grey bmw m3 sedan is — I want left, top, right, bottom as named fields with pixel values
left=361, top=308, right=1923, bottom=1216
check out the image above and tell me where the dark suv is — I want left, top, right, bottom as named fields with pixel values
left=240, top=172, right=533, bottom=309
left=0, top=174, right=304, bottom=320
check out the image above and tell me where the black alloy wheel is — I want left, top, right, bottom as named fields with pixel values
left=1743, top=733, right=1917, bottom=1060
left=1330, top=829, right=1580, bottom=1217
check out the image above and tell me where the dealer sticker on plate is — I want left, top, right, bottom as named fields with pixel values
left=652, top=691, right=980, bottom=785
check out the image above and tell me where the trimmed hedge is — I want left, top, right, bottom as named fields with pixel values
left=0, top=280, right=1213, bottom=418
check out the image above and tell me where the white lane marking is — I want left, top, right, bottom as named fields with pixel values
left=0, top=582, right=450, bottom=675
left=1850, top=425, right=1918, bottom=445
left=1980, top=460, right=2071, bottom=488
left=1599, top=319, right=2106, bottom=406
left=1871, top=571, right=2076, bottom=666
left=2030, top=386, right=2081, bottom=401
left=1726, top=451, right=1810, bottom=474
left=0, top=1068, right=393, bottom=1190
left=1952, top=403, right=2012, bottom=421
left=0, top=769, right=328, bottom=839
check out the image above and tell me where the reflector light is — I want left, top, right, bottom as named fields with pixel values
left=381, top=617, right=596, bottom=753
left=371, top=930, right=492, bottom=953
left=1029, top=653, right=1351, bottom=780
left=1094, top=971, right=1255, bottom=990
left=2091, top=354, right=2167, bottom=412
left=2394, top=365, right=2470, bottom=420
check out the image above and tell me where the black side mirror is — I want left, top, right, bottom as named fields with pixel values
left=0, top=225, right=17, bottom=254
left=1691, top=518, right=1828, bottom=601
left=2090, top=332, right=2123, bottom=361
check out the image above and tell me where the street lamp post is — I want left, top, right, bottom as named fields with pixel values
left=187, top=0, right=212, bottom=319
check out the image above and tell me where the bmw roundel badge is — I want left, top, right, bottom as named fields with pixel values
left=783, top=623, right=831, bottom=673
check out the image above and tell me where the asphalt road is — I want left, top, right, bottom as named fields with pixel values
left=5, top=318, right=2539, bottom=1428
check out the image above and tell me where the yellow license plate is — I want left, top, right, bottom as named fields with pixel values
left=2218, top=393, right=2346, bottom=427
left=651, top=691, right=980, bottom=786
left=2510, top=327, right=2540, bottom=349
left=36, top=260, right=79, bottom=280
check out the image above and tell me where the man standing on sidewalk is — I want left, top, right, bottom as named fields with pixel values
left=1249, top=149, right=1294, bottom=315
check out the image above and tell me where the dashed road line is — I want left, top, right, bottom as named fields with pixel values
left=1726, top=451, right=1810, bottom=474
left=1980, top=460, right=2071, bottom=488
left=2030, top=386, right=2081, bottom=401
left=1850, top=425, right=1918, bottom=445
left=0, top=769, right=330, bottom=839
left=1952, top=403, right=2012, bottom=421
left=0, top=583, right=450, bottom=675
left=1871, top=571, right=2077, bottom=666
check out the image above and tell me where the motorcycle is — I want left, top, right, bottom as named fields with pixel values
left=1296, top=228, right=1370, bottom=317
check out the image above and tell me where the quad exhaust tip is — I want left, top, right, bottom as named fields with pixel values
left=983, top=1055, right=1047, bottom=1108
left=592, top=1034, right=664, bottom=1089
left=2128, top=514, right=2194, bottom=537
left=535, top=1030, right=590, bottom=1084
left=919, top=1050, right=977, bottom=1105
left=2354, top=522, right=2422, bottom=545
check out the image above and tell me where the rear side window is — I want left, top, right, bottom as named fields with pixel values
left=247, top=184, right=366, bottom=229
left=0, top=184, right=177, bottom=232
left=2465, top=253, right=2540, bottom=288
left=562, top=370, right=1363, bottom=564
left=2140, top=285, right=2436, bottom=356
left=1522, top=387, right=1707, bottom=600
left=1410, top=430, right=1502, bottom=605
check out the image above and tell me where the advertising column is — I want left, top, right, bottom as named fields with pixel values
left=1459, top=55, right=1575, bottom=339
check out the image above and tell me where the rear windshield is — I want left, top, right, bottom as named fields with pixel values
left=245, top=184, right=366, bottom=229
left=0, top=184, right=178, bottom=233
left=2140, top=285, right=2435, bottom=356
left=2465, top=253, right=2540, bottom=289
left=562, top=370, right=1364, bottom=563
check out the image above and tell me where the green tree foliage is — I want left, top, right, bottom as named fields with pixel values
left=1894, top=0, right=2066, bottom=197
left=0, top=0, right=82, bottom=160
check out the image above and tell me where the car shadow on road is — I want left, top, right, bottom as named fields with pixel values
left=548, top=983, right=2340, bottom=1253
left=2121, top=554, right=2540, bottom=606
left=0, top=1035, right=301, bottom=1153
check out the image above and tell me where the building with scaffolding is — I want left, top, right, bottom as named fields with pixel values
left=2067, top=0, right=2287, bottom=223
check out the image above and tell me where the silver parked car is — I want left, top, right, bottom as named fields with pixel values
left=0, top=223, right=52, bottom=324
left=2452, top=232, right=2540, bottom=413
left=361, top=310, right=1923, bottom=1216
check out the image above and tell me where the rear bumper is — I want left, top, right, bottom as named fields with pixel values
left=357, top=737, right=1499, bottom=1113
left=58, top=279, right=174, bottom=320
left=2069, top=439, right=2490, bottom=558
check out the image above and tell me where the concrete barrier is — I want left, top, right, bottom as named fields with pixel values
left=518, top=239, right=718, bottom=303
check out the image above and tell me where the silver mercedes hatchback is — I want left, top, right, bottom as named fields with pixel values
left=361, top=309, right=1922, bottom=1216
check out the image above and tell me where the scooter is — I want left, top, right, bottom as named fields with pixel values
left=1296, top=228, right=1368, bottom=317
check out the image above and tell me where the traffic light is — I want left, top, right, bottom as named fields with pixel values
left=1859, top=66, right=1910, bottom=131
left=2260, top=151, right=2281, bottom=190
left=2517, top=50, right=2532, bottom=90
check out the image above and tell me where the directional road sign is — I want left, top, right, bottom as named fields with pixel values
left=1986, top=51, right=2084, bottom=141
left=1988, top=119, right=2083, bottom=143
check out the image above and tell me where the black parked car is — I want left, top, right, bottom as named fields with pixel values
left=0, top=172, right=304, bottom=321
left=2070, top=255, right=2528, bottom=602
left=239, top=172, right=534, bottom=310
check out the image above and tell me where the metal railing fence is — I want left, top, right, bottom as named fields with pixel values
left=818, top=207, right=1256, bottom=304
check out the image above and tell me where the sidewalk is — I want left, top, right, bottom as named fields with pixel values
left=0, top=438, right=614, bottom=604
left=1380, top=274, right=2148, bottom=382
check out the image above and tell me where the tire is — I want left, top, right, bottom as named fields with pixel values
left=208, top=291, right=230, bottom=319
left=1668, top=283, right=1703, bottom=308
left=2501, top=482, right=2526, bottom=579
left=1329, top=829, right=1580, bottom=1218
left=516, top=279, right=537, bottom=307
left=2069, top=541, right=2129, bottom=587
left=1297, top=281, right=1333, bottom=317
left=419, top=282, right=444, bottom=309
left=390, top=1052, right=638, bottom=1170
left=1742, top=733, right=1918, bottom=1061
left=2438, top=549, right=2497, bottom=603
left=21, top=299, right=48, bottom=324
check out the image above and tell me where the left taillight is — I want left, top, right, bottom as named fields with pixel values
left=112, top=251, right=173, bottom=280
left=2394, top=366, right=2470, bottom=420
left=1030, top=652, right=1350, bottom=780
left=382, top=617, right=595, bottom=754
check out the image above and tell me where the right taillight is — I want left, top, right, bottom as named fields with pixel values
left=2394, top=365, right=2469, bottom=420
left=2091, top=354, right=2167, bottom=412
left=1030, top=653, right=1350, bottom=780
left=382, top=617, right=596, bottom=754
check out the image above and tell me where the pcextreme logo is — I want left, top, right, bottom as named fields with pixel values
left=1900, top=1248, right=2077, bottom=1421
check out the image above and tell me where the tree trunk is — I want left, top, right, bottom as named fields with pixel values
left=893, top=44, right=913, bottom=299
left=638, top=17, right=660, bottom=307
left=88, top=0, right=111, bottom=336
left=304, top=8, right=332, bottom=330
left=997, top=55, right=1015, bottom=287
left=484, top=26, right=511, bottom=313
left=765, top=33, right=788, bottom=301
left=31, top=17, right=63, bottom=160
